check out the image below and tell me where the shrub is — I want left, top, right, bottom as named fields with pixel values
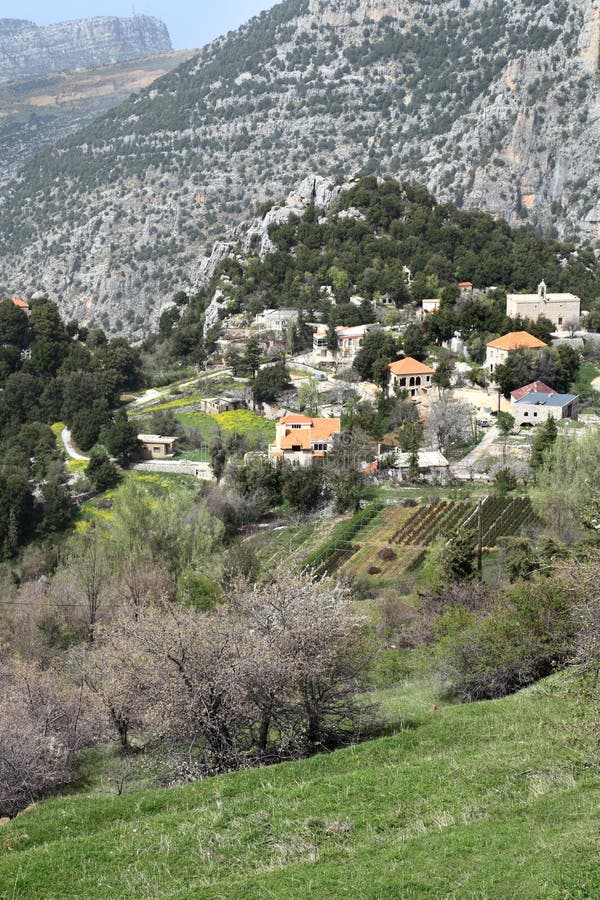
left=436, top=575, right=575, bottom=701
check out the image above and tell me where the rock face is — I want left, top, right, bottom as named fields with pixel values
left=1, top=0, right=600, bottom=331
left=0, top=17, right=172, bottom=82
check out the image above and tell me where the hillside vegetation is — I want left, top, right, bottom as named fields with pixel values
left=3, top=0, right=600, bottom=325
left=0, top=51, right=194, bottom=184
left=0, top=675, right=597, bottom=898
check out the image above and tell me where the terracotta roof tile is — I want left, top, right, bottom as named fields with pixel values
left=388, top=357, right=434, bottom=376
left=487, top=331, right=547, bottom=351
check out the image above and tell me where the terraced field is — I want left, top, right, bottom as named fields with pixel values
left=339, top=496, right=537, bottom=583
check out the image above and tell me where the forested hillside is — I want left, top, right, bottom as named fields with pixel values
left=2, top=0, right=600, bottom=326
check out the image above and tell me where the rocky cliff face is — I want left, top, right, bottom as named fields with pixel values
left=1, top=0, right=600, bottom=333
left=0, top=16, right=172, bottom=82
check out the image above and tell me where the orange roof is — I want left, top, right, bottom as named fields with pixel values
left=278, top=414, right=313, bottom=424
left=458, top=281, right=473, bottom=288
left=388, top=357, right=434, bottom=376
left=278, top=416, right=341, bottom=450
left=310, top=418, right=340, bottom=441
left=10, top=297, right=29, bottom=309
left=281, top=431, right=312, bottom=450
left=487, top=331, right=547, bottom=351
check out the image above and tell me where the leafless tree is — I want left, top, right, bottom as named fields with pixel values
left=0, top=658, right=103, bottom=817
left=426, top=398, right=473, bottom=453
left=52, top=526, right=110, bottom=643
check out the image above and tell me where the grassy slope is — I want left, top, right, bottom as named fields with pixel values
left=1, top=676, right=598, bottom=899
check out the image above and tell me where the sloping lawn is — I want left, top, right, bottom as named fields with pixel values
left=1, top=675, right=597, bottom=898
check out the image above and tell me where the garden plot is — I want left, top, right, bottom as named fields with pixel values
left=339, top=496, right=536, bottom=583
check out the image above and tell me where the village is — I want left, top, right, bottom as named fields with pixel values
left=90, top=277, right=598, bottom=489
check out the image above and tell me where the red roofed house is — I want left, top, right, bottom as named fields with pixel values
left=268, top=414, right=341, bottom=467
left=387, top=357, right=434, bottom=398
left=485, top=331, right=547, bottom=374
left=510, top=381, right=555, bottom=403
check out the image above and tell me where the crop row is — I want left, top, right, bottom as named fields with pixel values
left=482, top=497, right=536, bottom=546
left=303, top=502, right=383, bottom=575
left=391, top=501, right=473, bottom=547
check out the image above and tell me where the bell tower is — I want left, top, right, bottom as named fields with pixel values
left=537, top=280, right=547, bottom=302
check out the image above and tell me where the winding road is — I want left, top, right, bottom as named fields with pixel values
left=61, top=428, right=89, bottom=461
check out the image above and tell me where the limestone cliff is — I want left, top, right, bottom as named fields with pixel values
left=0, top=17, right=172, bottom=82
left=1, top=0, right=600, bottom=332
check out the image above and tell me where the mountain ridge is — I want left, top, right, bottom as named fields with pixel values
left=1, top=0, right=600, bottom=330
left=0, top=16, right=173, bottom=82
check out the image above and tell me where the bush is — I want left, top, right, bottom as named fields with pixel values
left=436, top=575, right=575, bottom=701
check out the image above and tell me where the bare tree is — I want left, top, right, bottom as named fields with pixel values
left=427, top=398, right=473, bottom=454
left=0, top=659, right=103, bottom=817
left=53, top=526, right=110, bottom=643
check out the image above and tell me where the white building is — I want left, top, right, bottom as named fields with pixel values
left=506, top=281, right=580, bottom=331
left=513, top=392, right=578, bottom=427
left=312, top=324, right=375, bottom=363
left=387, top=357, right=434, bottom=397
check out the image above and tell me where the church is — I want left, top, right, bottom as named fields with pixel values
left=506, top=281, right=580, bottom=331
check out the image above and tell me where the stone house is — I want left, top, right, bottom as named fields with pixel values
left=252, top=308, right=299, bottom=334
left=506, top=281, right=580, bottom=331
left=387, top=357, right=434, bottom=397
left=512, top=392, right=579, bottom=427
left=198, top=396, right=246, bottom=415
left=137, top=434, right=177, bottom=459
left=485, top=331, right=547, bottom=374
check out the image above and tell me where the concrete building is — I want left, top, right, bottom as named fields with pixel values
left=380, top=449, right=450, bottom=483
left=421, top=298, right=441, bottom=318
left=312, top=324, right=374, bottom=363
left=485, top=331, right=547, bottom=374
left=512, top=392, right=578, bottom=427
left=268, top=414, right=340, bottom=467
left=387, top=357, right=434, bottom=397
left=506, top=281, right=580, bottom=331
left=252, top=308, right=299, bottom=334
left=198, top=397, right=246, bottom=415
left=137, top=434, right=177, bottom=460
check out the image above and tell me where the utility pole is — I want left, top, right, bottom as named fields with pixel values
left=477, top=499, right=483, bottom=575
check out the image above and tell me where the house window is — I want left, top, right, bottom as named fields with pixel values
left=558, top=317, right=563, bottom=325
left=153, top=447, right=162, bottom=453
left=523, top=412, right=529, bottom=417
left=533, top=412, right=538, bottom=417
left=291, top=424, right=302, bottom=429
left=313, top=443, right=328, bottom=451
left=291, top=445, right=302, bottom=451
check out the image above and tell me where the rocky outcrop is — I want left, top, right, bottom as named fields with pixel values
left=0, top=16, right=172, bottom=82
left=1, top=0, right=600, bottom=331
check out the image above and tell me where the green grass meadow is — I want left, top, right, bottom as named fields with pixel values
left=1, top=674, right=597, bottom=899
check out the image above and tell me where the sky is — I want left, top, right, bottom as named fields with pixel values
left=6, top=1, right=277, bottom=50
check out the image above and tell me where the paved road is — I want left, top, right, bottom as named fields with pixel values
left=451, top=424, right=499, bottom=479
left=61, top=428, right=89, bottom=461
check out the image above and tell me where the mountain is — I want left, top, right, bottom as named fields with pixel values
left=0, top=51, right=195, bottom=184
left=0, top=17, right=172, bottom=82
left=1, top=0, right=600, bottom=330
